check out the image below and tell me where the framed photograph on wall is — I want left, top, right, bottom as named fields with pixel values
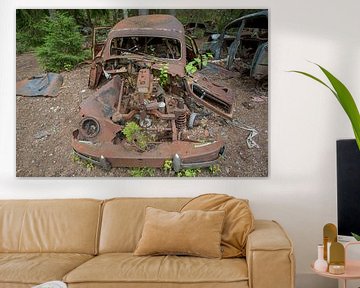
left=16, top=9, right=268, bottom=177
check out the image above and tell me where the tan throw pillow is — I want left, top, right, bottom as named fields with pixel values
left=134, top=207, right=225, bottom=258
left=181, top=193, right=254, bottom=258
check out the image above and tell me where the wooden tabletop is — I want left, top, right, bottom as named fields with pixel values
left=311, top=261, right=360, bottom=280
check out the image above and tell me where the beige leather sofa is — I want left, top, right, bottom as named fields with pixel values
left=0, top=198, right=295, bottom=288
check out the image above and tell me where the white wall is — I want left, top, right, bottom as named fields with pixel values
left=1, top=1, right=360, bottom=287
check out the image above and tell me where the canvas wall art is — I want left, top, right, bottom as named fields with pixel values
left=16, top=9, right=268, bottom=177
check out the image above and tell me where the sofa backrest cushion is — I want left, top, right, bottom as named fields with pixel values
left=181, top=194, right=254, bottom=258
left=0, top=199, right=102, bottom=254
left=99, top=198, right=189, bottom=253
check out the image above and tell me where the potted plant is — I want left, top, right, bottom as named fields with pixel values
left=291, top=64, right=360, bottom=241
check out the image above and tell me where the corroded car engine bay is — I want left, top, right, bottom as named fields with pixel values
left=73, top=59, right=227, bottom=170
left=85, top=63, right=215, bottom=145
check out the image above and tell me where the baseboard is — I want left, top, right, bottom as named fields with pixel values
left=296, top=273, right=337, bottom=288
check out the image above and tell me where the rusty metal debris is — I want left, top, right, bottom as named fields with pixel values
left=203, top=10, right=268, bottom=83
left=184, top=21, right=215, bottom=38
left=72, top=14, right=236, bottom=170
left=91, top=26, right=112, bottom=60
left=16, top=73, right=63, bottom=97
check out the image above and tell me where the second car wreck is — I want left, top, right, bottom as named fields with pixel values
left=204, top=10, right=268, bottom=85
left=72, top=14, right=235, bottom=171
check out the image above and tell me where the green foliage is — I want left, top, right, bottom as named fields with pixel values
left=209, top=164, right=221, bottom=175
left=36, top=13, right=87, bottom=72
left=136, top=134, right=150, bottom=151
left=185, top=53, right=213, bottom=75
left=163, top=159, right=173, bottom=173
left=129, top=167, right=156, bottom=177
left=16, top=32, right=30, bottom=54
left=64, top=63, right=74, bottom=71
left=192, top=28, right=205, bottom=39
left=16, top=9, right=262, bottom=52
left=352, top=232, right=360, bottom=241
left=159, top=64, right=169, bottom=87
left=17, top=9, right=262, bottom=56
left=185, top=59, right=199, bottom=75
left=85, top=161, right=95, bottom=171
left=16, top=23, right=45, bottom=54
left=122, top=122, right=141, bottom=142
left=122, top=121, right=150, bottom=150
left=201, top=52, right=213, bottom=66
left=71, top=151, right=95, bottom=171
left=71, top=152, right=81, bottom=163
left=176, top=168, right=201, bottom=177
left=290, top=63, right=360, bottom=150
left=16, top=10, right=48, bottom=54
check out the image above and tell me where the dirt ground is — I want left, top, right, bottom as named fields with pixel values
left=16, top=53, right=268, bottom=177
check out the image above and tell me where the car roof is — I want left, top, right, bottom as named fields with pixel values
left=111, top=14, right=184, bottom=35
left=224, top=10, right=268, bottom=30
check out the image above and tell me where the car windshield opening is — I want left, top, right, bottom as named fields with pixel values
left=110, top=36, right=181, bottom=59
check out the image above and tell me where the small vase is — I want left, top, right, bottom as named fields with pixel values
left=314, top=244, right=328, bottom=272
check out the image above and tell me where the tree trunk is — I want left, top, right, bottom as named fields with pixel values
left=85, top=9, right=93, bottom=27
left=123, top=9, right=128, bottom=19
left=113, top=10, right=119, bottom=23
left=138, top=9, right=149, bottom=16
left=48, top=9, right=56, bottom=19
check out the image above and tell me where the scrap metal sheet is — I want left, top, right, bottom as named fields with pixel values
left=16, top=73, right=63, bottom=97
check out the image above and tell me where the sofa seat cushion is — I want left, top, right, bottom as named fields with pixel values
left=64, top=253, right=248, bottom=286
left=0, top=253, right=93, bottom=285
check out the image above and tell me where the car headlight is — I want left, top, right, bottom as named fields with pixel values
left=80, top=117, right=100, bottom=138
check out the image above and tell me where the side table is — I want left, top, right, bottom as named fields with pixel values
left=311, top=242, right=360, bottom=288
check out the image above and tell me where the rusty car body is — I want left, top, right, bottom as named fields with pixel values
left=204, top=10, right=268, bottom=83
left=72, top=14, right=235, bottom=171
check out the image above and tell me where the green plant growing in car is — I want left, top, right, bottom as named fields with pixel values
left=129, top=167, right=156, bottom=177
left=159, top=64, right=169, bottom=87
left=122, top=121, right=150, bottom=150
left=185, top=53, right=213, bottom=75
left=123, top=121, right=141, bottom=142
left=290, top=63, right=360, bottom=150
left=163, top=159, right=173, bottom=173
left=176, top=168, right=201, bottom=177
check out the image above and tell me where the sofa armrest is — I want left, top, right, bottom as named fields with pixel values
left=246, top=220, right=295, bottom=288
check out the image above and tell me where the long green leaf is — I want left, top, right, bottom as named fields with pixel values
left=289, top=70, right=337, bottom=98
left=316, top=64, right=360, bottom=150
left=290, top=64, right=360, bottom=150
left=352, top=232, right=360, bottom=241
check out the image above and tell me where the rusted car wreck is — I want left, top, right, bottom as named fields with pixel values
left=204, top=10, right=268, bottom=86
left=72, top=15, right=235, bottom=171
